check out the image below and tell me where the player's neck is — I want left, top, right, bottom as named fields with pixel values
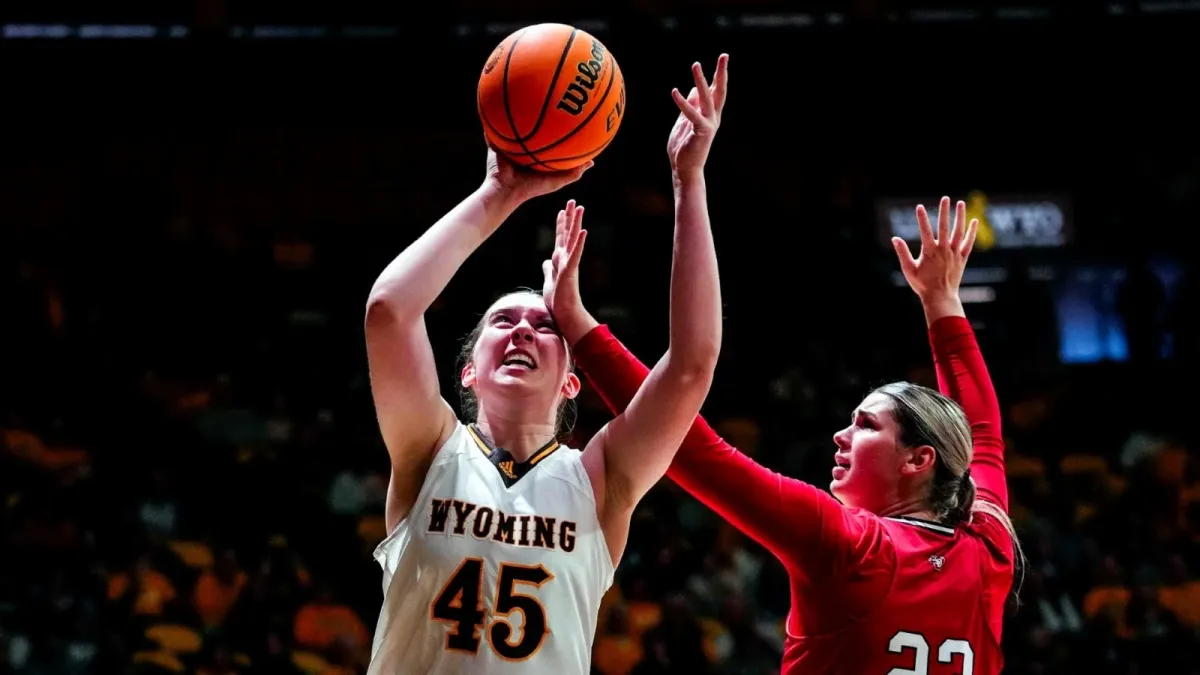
left=877, top=496, right=938, bottom=522
left=473, top=410, right=557, bottom=462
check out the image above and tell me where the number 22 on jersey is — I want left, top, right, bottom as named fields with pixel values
left=887, top=631, right=974, bottom=675
left=431, top=557, right=554, bottom=661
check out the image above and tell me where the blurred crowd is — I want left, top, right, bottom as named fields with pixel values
left=1, top=33, right=1199, bottom=674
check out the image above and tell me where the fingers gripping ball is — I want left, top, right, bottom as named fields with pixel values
left=478, top=24, right=626, bottom=172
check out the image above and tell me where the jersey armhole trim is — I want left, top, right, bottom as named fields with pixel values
left=569, top=452, right=616, bottom=584
left=375, top=419, right=466, bottom=564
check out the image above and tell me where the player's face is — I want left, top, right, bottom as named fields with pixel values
left=830, top=393, right=909, bottom=511
left=466, top=292, right=577, bottom=404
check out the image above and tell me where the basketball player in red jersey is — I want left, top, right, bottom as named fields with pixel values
left=546, top=196, right=1021, bottom=675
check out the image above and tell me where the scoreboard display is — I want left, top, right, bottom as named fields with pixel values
left=877, top=191, right=1072, bottom=252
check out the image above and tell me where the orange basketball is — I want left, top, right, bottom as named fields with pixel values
left=478, top=24, right=626, bottom=172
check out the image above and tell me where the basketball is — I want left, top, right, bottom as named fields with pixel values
left=478, top=24, right=626, bottom=172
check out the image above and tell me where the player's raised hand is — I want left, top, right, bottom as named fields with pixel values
left=541, top=199, right=596, bottom=346
left=484, top=146, right=592, bottom=206
left=668, top=53, right=729, bottom=184
left=892, top=196, right=979, bottom=300
left=542, top=200, right=587, bottom=318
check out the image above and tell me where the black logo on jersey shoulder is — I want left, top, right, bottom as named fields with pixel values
left=427, top=498, right=578, bottom=553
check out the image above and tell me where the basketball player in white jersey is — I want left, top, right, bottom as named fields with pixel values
left=363, top=55, right=730, bottom=674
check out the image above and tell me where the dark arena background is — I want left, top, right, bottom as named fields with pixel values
left=1, top=1, right=1198, bottom=673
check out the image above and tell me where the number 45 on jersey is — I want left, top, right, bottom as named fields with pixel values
left=432, top=558, right=554, bottom=661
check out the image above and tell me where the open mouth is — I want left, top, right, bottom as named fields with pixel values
left=501, top=351, right=537, bottom=370
left=832, top=454, right=851, bottom=481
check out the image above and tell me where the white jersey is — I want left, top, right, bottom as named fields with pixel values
left=368, top=422, right=615, bottom=675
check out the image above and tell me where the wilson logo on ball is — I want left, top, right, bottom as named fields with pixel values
left=556, top=39, right=607, bottom=116
left=605, top=83, right=625, bottom=132
left=477, top=23, right=625, bottom=171
left=483, top=46, right=502, bottom=75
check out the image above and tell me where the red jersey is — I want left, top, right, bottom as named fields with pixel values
left=573, top=316, right=1015, bottom=675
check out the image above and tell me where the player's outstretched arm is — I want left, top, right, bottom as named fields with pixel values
left=893, top=197, right=1007, bottom=512
left=572, top=324, right=859, bottom=572
left=367, top=149, right=588, bottom=533
left=550, top=57, right=727, bottom=565
left=552, top=57, right=860, bottom=572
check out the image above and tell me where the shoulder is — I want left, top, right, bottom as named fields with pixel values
left=882, top=512, right=1013, bottom=570
left=538, top=445, right=601, bottom=502
left=429, top=419, right=471, bottom=465
left=827, top=506, right=895, bottom=567
left=400, top=420, right=480, bottom=488
left=964, top=503, right=1018, bottom=571
left=399, top=402, right=461, bottom=469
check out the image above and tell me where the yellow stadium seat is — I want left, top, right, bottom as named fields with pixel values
left=132, top=650, right=185, bottom=672
left=291, top=650, right=332, bottom=675
left=168, top=540, right=214, bottom=570
left=1060, top=454, right=1107, bottom=475
left=145, top=624, right=202, bottom=654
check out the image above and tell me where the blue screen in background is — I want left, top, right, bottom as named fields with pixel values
left=1055, top=260, right=1185, bottom=364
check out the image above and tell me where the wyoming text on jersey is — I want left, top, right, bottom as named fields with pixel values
left=426, top=498, right=580, bottom=552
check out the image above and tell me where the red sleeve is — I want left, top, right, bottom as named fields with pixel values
left=928, top=316, right=1008, bottom=512
left=572, top=325, right=876, bottom=576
